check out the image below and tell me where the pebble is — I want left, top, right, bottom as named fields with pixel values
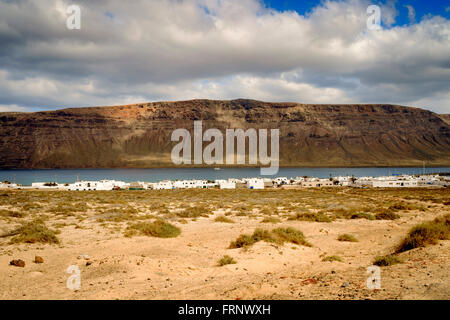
left=34, top=256, right=44, bottom=264
left=9, top=259, right=25, bottom=267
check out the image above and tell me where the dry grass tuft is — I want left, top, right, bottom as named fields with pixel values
left=4, top=219, right=60, bottom=244
left=375, top=211, right=400, bottom=220
left=396, top=213, right=449, bottom=253
left=229, top=227, right=310, bottom=248
left=214, top=215, right=234, bottom=223
left=260, top=217, right=281, bottom=223
left=125, top=220, right=181, bottom=238
left=288, top=212, right=331, bottom=223
left=322, top=255, right=343, bottom=262
left=373, top=254, right=402, bottom=266
left=337, top=233, right=358, bottom=242
left=218, top=255, right=237, bottom=266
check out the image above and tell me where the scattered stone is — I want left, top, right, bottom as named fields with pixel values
left=341, top=281, right=351, bottom=288
left=78, top=254, right=90, bottom=260
left=301, top=278, right=317, bottom=285
left=34, top=256, right=44, bottom=264
left=10, top=259, right=25, bottom=267
left=86, top=261, right=92, bottom=266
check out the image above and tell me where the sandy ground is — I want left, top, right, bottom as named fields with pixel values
left=0, top=191, right=448, bottom=300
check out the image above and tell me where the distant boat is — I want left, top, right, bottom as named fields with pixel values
left=214, top=168, right=222, bottom=171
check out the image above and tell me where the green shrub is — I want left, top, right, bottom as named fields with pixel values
left=272, top=227, right=311, bottom=246
left=177, top=205, right=210, bottom=218
left=261, top=217, right=281, bottom=223
left=322, top=255, right=343, bottom=262
left=229, top=227, right=310, bottom=248
left=229, top=229, right=272, bottom=248
left=125, top=220, right=181, bottom=238
left=375, top=211, right=400, bottom=220
left=0, top=209, right=24, bottom=218
left=288, top=212, right=331, bottom=223
left=396, top=214, right=449, bottom=253
left=349, top=212, right=375, bottom=220
left=8, top=219, right=59, bottom=244
left=218, top=255, right=237, bottom=266
left=373, top=254, right=402, bottom=266
left=337, top=234, right=358, bottom=242
left=214, top=215, right=235, bottom=223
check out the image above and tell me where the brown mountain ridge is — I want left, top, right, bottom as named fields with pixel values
left=0, top=99, right=449, bottom=168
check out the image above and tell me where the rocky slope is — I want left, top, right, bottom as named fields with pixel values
left=439, top=114, right=450, bottom=125
left=0, top=99, right=449, bottom=168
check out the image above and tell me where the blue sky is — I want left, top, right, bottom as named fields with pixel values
left=264, top=0, right=450, bottom=26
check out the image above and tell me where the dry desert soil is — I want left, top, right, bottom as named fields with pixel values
left=0, top=187, right=448, bottom=300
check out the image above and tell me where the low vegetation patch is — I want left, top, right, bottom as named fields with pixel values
left=177, top=205, right=210, bottom=218
left=214, top=215, right=234, bottom=223
left=125, top=220, right=181, bottom=238
left=396, top=213, right=450, bottom=253
left=388, top=202, right=425, bottom=212
left=5, top=219, right=59, bottom=244
left=349, top=212, right=375, bottom=220
left=229, top=227, right=310, bottom=248
left=375, top=211, right=400, bottom=220
left=229, top=229, right=271, bottom=248
left=272, top=227, right=311, bottom=246
left=322, top=255, right=343, bottom=262
left=373, top=254, right=402, bottom=266
left=218, top=255, right=237, bottom=266
left=260, top=217, right=281, bottom=223
left=337, top=234, right=358, bottom=242
left=288, top=212, right=331, bottom=223
left=0, top=209, right=24, bottom=218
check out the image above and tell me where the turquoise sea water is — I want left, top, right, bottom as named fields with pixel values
left=1, top=167, right=449, bottom=186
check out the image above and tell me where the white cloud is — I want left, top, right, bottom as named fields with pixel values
left=0, top=104, right=33, bottom=112
left=0, top=0, right=448, bottom=114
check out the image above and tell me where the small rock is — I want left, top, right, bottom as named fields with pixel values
left=10, top=259, right=25, bottom=267
left=301, top=278, right=318, bottom=285
left=34, top=256, right=44, bottom=264
left=86, top=261, right=92, bottom=266
left=341, top=281, right=351, bottom=288
left=78, top=254, right=90, bottom=260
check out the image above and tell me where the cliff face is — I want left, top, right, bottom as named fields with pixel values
left=1, top=99, right=449, bottom=168
left=439, top=114, right=450, bottom=125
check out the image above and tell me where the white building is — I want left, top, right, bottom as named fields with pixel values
left=66, top=180, right=128, bottom=191
left=173, top=180, right=209, bottom=189
left=0, top=182, right=18, bottom=189
left=274, top=177, right=288, bottom=185
left=31, top=182, right=59, bottom=189
left=218, top=181, right=236, bottom=189
left=247, top=178, right=264, bottom=189
left=152, top=180, right=174, bottom=190
left=301, top=179, right=333, bottom=187
left=373, top=180, right=419, bottom=188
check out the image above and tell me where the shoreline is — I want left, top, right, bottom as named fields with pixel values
left=1, top=164, right=450, bottom=170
